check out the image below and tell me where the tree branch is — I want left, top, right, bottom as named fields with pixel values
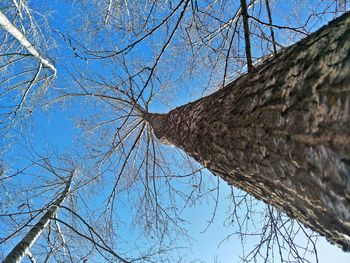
left=240, top=0, right=254, bottom=72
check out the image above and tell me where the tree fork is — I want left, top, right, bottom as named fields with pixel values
left=144, top=12, right=350, bottom=250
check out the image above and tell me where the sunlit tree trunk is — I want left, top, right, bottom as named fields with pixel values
left=3, top=172, right=74, bottom=263
left=145, top=13, right=350, bottom=250
left=0, top=10, right=56, bottom=75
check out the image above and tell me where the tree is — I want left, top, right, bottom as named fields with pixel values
left=0, top=1, right=55, bottom=137
left=143, top=12, right=350, bottom=250
left=1, top=1, right=349, bottom=262
left=0, top=9, right=56, bottom=74
left=0, top=154, right=131, bottom=262
left=3, top=170, right=74, bottom=263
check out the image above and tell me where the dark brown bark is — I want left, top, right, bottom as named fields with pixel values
left=240, top=0, right=254, bottom=72
left=145, top=13, right=350, bottom=251
left=265, top=0, right=277, bottom=54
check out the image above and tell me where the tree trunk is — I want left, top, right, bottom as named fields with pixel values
left=3, top=172, right=74, bottom=263
left=0, top=10, right=56, bottom=75
left=144, top=13, right=350, bottom=250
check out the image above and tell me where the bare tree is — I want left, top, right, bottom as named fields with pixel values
left=3, top=170, right=74, bottom=263
left=1, top=1, right=350, bottom=262
left=47, top=1, right=349, bottom=261
left=0, top=9, right=56, bottom=73
left=143, top=12, right=350, bottom=250
left=0, top=1, right=55, bottom=139
left=0, top=154, right=132, bottom=263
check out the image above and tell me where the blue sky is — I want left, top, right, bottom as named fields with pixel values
left=1, top=0, right=350, bottom=262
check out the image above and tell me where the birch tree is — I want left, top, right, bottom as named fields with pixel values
left=0, top=9, right=56, bottom=74
left=3, top=170, right=74, bottom=263
left=0, top=1, right=55, bottom=137
left=0, top=155, right=132, bottom=263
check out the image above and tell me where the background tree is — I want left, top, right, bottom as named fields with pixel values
left=3, top=169, right=74, bottom=263
left=0, top=0, right=56, bottom=150
left=0, top=150, right=136, bottom=262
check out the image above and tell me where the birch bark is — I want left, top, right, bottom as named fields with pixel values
left=0, top=10, right=56, bottom=75
left=3, top=172, right=74, bottom=263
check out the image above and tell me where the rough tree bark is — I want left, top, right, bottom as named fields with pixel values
left=3, top=172, right=74, bottom=263
left=144, top=13, right=350, bottom=250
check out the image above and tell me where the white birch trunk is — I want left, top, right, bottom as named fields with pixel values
left=0, top=10, right=57, bottom=75
left=3, top=172, right=74, bottom=263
